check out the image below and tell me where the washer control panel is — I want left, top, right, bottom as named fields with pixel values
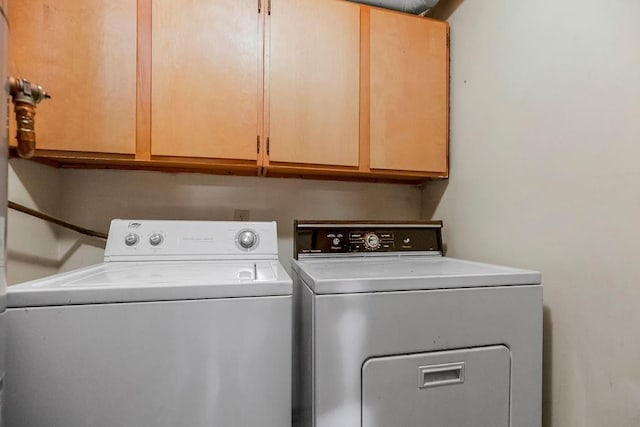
left=104, top=220, right=279, bottom=261
left=294, top=221, right=443, bottom=259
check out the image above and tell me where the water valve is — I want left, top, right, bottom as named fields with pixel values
left=8, top=77, right=51, bottom=159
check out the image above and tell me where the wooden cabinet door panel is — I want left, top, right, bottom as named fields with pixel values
left=369, top=11, right=448, bottom=173
left=151, top=0, right=260, bottom=160
left=9, top=0, right=137, bottom=154
left=268, top=0, right=360, bottom=167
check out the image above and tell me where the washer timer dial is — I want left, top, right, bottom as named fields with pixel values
left=237, top=230, right=258, bottom=250
left=364, top=232, right=381, bottom=250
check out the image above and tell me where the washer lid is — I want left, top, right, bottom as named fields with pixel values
left=292, top=256, right=541, bottom=294
left=8, top=261, right=292, bottom=307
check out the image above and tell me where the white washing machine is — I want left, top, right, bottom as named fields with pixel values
left=6, top=220, right=292, bottom=427
left=292, top=221, right=542, bottom=427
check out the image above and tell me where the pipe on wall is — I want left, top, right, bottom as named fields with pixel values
left=345, top=0, right=440, bottom=14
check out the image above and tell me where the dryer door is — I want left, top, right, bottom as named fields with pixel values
left=362, top=345, right=510, bottom=427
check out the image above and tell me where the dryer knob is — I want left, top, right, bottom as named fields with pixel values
left=238, top=230, right=257, bottom=249
left=364, top=232, right=381, bottom=250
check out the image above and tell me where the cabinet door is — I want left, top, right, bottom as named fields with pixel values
left=9, top=0, right=137, bottom=154
left=268, top=0, right=360, bottom=167
left=369, top=11, right=448, bottom=173
left=152, top=0, right=260, bottom=161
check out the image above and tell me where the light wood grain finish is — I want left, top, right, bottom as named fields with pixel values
left=151, top=0, right=260, bottom=160
left=369, top=11, right=448, bottom=173
left=264, top=163, right=444, bottom=182
left=359, top=7, right=371, bottom=171
left=136, top=0, right=152, bottom=160
left=268, top=0, right=360, bottom=166
left=8, top=0, right=137, bottom=153
left=256, top=0, right=266, bottom=167
left=15, top=149, right=260, bottom=174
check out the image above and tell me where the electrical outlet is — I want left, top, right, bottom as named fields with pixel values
left=234, top=209, right=250, bottom=221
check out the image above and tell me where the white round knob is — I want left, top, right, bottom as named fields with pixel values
left=149, top=233, right=163, bottom=246
left=238, top=230, right=257, bottom=249
left=332, top=237, right=341, bottom=246
left=124, top=233, right=139, bottom=246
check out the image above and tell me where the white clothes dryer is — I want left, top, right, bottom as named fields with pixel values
left=292, top=220, right=542, bottom=427
left=7, top=220, right=292, bottom=427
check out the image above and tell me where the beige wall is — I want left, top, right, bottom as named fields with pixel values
left=7, top=159, right=61, bottom=284
left=7, top=164, right=421, bottom=282
left=423, top=0, right=640, bottom=426
left=55, top=168, right=422, bottom=274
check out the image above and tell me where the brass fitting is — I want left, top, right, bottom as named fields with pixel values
left=8, top=77, right=51, bottom=159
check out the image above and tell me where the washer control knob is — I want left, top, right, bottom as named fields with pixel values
left=149, top=233, right=164, bottom=246
left=237, top=230, right=257, bottom=249
left=332, top=237, right=341, bottom=246
left=124, top=233, right=139, bottom=247
left=364, top=233, right=381, bottom=250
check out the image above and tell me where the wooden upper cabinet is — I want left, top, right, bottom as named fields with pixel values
left=369, top=10, right=448, bottom=173
left=7, top=0, right=448, bottom=181
left=151, top=0, right=260, bottom=161
left=268, top=0, right=360, bottom=167
left=9, top=0, right=137, bottom=154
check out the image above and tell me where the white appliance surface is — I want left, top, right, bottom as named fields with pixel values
left=7, top=220, right=292, bottom=427
left=294, top=256, right=541, bottom=294
left=8, top=260, right=291, bottom=307
left=292, top=222, right=542, bottom=427
left=362, top=346, right=511, bottom=427
left=104, top=219, right=280, bottom=261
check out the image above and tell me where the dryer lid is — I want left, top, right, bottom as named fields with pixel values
left=8, top=260, right=292, bottom=307
left=292, top=256, right=541, bottom=294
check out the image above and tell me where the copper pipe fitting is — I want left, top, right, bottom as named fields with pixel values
left=8, top=77, right=51, bottom=159
left=13, top=101, right=37, bottom=158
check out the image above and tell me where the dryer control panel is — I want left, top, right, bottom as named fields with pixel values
left=294, top=221, right=443, bottom=259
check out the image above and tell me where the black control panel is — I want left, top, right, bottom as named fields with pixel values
left=294, top=221, right=443, bottom=259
